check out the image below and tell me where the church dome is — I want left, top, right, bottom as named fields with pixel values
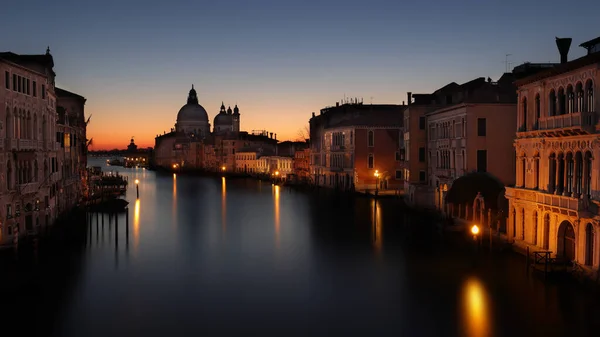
left=214, top=111, right=232, bottom=125
left=177, top=85, right=209, bottom=123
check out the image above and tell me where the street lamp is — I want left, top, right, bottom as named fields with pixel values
left=374, top=170, right=380, bottom=195
left=221, top=166, right=226, bottom=172
left=135, top=179, right=140, bottom=199
left=471, top=224, right=480, bottom=241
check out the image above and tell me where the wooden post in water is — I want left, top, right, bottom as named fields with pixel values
left=458, top=204, right=462, bottom=219
left=115, top=213, right=119, bottom=248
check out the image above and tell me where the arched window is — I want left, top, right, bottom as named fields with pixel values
left=576, top=82, right=584, bottom=112
left=567, top=85, right=574, bottom=114
left=558, top=88, right=566, bottom=115
left=6, top=160, right=12, bottom=190
left=512, top=207, right=517, bottom=238
left=367, top=130, right=374, bottom=147
left=549, top=153, right=556, bottom=193
left=586, top=80, right=594, bottom=112
left=42, top=115, right=47, bottom=142
left=584, top=151, right=592, bottom=198
left=521, top=97, right=527, bottom=131
left=5, top=106, right=10, bottom=139
left=44, top=159, right=49, bottom=180
left=34, top=160, right=38, bottom=182
left=535, top=94, right=540, bottom=126
left=13, top=107, right=18, bottom=139
left=566, top=152, right=574, bottom=194
left=548, top=90, right=556, bottom=116
left=585, top=223, right=595, bottom=266
left=533, top=211, right=538, bottom=245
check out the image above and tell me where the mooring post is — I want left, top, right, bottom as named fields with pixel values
left=115, top=213, right=119, bottom=248
left=544, top=253, right=548, bottom=279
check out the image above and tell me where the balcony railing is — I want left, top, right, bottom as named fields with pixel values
left=511, top=188, right=583, bottom=212
left=450, top=138, right=466, bottom=148
left=437, top=139, right=450, bottom=147
left=537, top=111, right=594, bottom=131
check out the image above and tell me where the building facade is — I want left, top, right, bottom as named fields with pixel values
left=426, top=76, right=517, bottom=211
left=505, top=37, right=600, bottom=273
left=0, top=49, right=85, bottom=246
left=293, top=148, right=311, bottom=181
left=309, top=102, right=406, bottom=191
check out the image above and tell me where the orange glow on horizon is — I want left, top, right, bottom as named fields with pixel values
left=85, top=97, right=311, bottom=150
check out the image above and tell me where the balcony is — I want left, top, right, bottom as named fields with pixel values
left=451, top=138, right=466, bottom=148
left=16, top=182, right=39, bottom=195
left=6, top=138, right=17, bottom=150
left=433, top=168, right=455, bottom=179
left=331, top=145, right=346, bottom=151
left=536, top=111, right=595, bottom=136
left=17, top=139, right=34, bottom=150
left=437, top=139, right=450, bottom=148
left=508, top=187, right=584, bottom=213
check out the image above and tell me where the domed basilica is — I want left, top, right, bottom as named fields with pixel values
left=174, top=85, right=240, bottom=137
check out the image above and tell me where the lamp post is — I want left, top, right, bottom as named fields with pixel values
left=471, top=224, right=480, bottom=253
left=135, top=179, right=139, bottom=199
left=374, top=170, right=380, bottom=196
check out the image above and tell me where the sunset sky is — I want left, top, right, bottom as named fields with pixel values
left=2, top=0, right=598, bottom=150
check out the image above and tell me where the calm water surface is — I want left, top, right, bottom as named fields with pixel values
left=2, top=158, right=600, bottom=337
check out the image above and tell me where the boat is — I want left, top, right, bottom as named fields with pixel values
left=107, top=158, right=125, bottom=166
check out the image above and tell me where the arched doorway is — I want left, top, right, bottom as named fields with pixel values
left=532, top=211, right=538, bottom=246
left=543, top=214, right=550, bottom=250
left=557, top=221, right=576, bottom=261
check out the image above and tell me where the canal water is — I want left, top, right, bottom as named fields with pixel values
left=2, top=158, right=600, bottom=337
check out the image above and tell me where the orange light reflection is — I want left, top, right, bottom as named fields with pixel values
left=462, top=277, right=492, bottom=337
left=133, top=198, right=140, bottom=250
left=274, top=184, right=280, bottom=247
left=372, top=199, right=382, bottom=253
left=221, top=177, right=227, bottom=234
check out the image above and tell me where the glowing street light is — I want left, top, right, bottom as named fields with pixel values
left=374, top=170, right=380, bottom=194
left=471, top=224, right=480, bottom=245
left=221, top=166, right=226, bottom=172
left=275, top=171, right=279, bottom=176
left=135, top=179, right=140, bottom=199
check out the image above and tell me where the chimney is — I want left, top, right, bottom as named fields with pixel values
left=275, top=133, right=277, bottom=140
left=556, top=37, right=572, bottom=64
left=402, top=101, right=405, bottom=105
left=270, top=132, right=273, bottom=139
left=407, top=92, right=412, bottom=105
left=336, top=102, right=339, bottom=107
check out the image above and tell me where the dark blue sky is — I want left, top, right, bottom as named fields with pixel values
left=2, top=0, right=599, bottom=147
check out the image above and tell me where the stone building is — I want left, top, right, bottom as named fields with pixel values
left=153, top=86, right=276, bottom=171
left=427, top=76, right=518, bottom=211
left=309, top=101, right=406, bottom=191
left=56, top=87, right=87, bottom=213
left=0, top=48, right=85, bottom=246
left=505, top=37, right=600, bottom=273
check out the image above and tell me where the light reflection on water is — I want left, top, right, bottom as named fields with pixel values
left=274, top=184, right=280, bottom=248
left=221, top=177, right=226, bottom=234
left=462, top=276, right=493, bottom=337
left=11, top=158, right=596, bottom=337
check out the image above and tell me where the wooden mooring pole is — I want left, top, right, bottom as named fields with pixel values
left=526, top=246, right=530, bottom=272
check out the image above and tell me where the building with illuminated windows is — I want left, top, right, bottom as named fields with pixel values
left=309, top=101, right=406, bottom=192
left=505, top=37, right=600, bottom=273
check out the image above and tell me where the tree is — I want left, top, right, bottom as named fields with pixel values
left=296, top=125, right=310, bottom=143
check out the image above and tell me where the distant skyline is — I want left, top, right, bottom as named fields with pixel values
left=2, top=0, right=599, bottom=149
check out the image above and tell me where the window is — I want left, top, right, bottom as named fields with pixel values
left=26, top=79, right=30, bottom=95
left=477, top=150, right=487, bottom=172
left=395, top=170, right=403, bottom=179
left=17, top=76, right=21, bottom=93
left=42, top=84, right=46, bottom=99
left=477, top=118, right=486, bottom=136
left=367, top=130, right=374, bottom=147
left=395, top=151, right=401, bottom=161
left=418, top=147, right=425, bottom=162
left=521, top=98, right=527, bottom=130
left=12, top=74, right=16, bottom=91
left=368, top=154, right=374, bottom=169
left=33, top=81, right=37, bottom=97
left=419, top=170, right=426, bottom=182
left=419, top=116, right=426, bottom=130
left=4, top=71, right=9, bottom=89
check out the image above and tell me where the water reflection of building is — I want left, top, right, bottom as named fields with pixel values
left=505, top=37, right=600, bottom=273
left=153, top=86, right=277, bottom=172
left=0, top=48, right=87, bottom=246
